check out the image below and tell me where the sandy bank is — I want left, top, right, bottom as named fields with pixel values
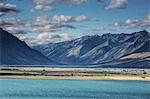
left=0, top=75, right=150, bottom=81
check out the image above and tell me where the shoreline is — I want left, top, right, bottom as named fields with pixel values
left=1, top=67, right=150, bottom=81
left=0, top=75, right=150, bottom=81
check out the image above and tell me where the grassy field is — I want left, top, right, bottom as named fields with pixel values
left=0, top=67, right=150, bottom=81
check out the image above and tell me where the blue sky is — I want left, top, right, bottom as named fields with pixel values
left=0, top=0, right=150, bottom=45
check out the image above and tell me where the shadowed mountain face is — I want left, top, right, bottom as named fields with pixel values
left=0, top=28, right=56, bottom=65
left=33, top=30, right=150, bottom=68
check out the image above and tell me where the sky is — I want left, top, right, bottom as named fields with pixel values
left=0, top=0, right=150, bottom=45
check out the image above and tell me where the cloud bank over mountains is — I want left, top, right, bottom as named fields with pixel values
left=0, top=0, right=149, bottom=45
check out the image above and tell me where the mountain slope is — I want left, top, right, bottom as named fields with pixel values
left=0, top=28, right=56, bottom=65
left=33, top=30, right=150, bottom=68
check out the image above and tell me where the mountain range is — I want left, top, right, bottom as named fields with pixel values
left=0, top=28, right=56, bottom=65
left=0, top=27, right=149, bottom=68
left=33, top=30, right=150, bottom=68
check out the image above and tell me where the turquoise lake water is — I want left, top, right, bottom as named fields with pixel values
left=0, top=78, right=149, bottom=99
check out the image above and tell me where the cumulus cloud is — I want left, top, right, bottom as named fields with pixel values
left=51, top=15, right=72, bottom=23
left=0, top=3, right=19, bottom=16
left=3, top=26, right=26, bottom=34
left=105, top=0, right=128, bottom=10
left=111, top=14, right=150, bottom=29
left=29, top=16, right=75, bottom=34
left=74, top=15, right=89, bottom=22
left=32, top=0, right=88, bottom=11
left=0, top=18, right=26, bottom=34
left=0, top=18, right=23, bottom=26
left=20, top=14, right=92, bottom=45
left=0, top=15, right=92, bottom=34
left=0, top=13, right=95, bottom=45
left=51, top=15, right=91, bottom=23
left=147, top=14, right=150, bottom=20
left=32, top=0, right=55, bottom=11
left=29, top=15, right=92, bottom=34
left=22, top=32, right=73, bottom=45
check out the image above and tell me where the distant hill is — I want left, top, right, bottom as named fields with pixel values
left=0, top=28, right=56, bottom=65
left=33, top=30, right=150, bottom=68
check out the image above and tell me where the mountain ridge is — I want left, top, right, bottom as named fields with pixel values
left=0, top=28, right=56, bottom=65
left=33, top=30, right=150, bottom=68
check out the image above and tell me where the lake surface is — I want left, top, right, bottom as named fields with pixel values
left=0, top=78, right=149, bottom=99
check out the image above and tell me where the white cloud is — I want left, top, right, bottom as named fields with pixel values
left=0, top=14, right=94, bottom=45
left=0, top=3, right=19, bottom=16
left=74, top=15, right=89, bottom=22
left=0, top=18, right=22, bottom=26
left=51, top=15, right=72, bottom=23
left=29, top=15, right=92, bottom=34
left=147, top=14, right=150, bottom=20
left=0, top=18, right=26, bottom=34
left=3, top=26, right=26, bottom=34
left=0, top=12, right=4, bottom=16
left=32, top=0, right=89, bottom=11
left=113, top=22, right=119, bottom=26
left=111, top=14, right=150, bottom=29
left=51, top=15, right=90, bottom=23
left=30, top=16, right=75, bottom=34
left=23, top=32, right=73, bottom=45
left=33, top=0, right=55, bottom=11
left=20, top=14, right=93, bottom=45
left=105, top=0, right=128, bottom=10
